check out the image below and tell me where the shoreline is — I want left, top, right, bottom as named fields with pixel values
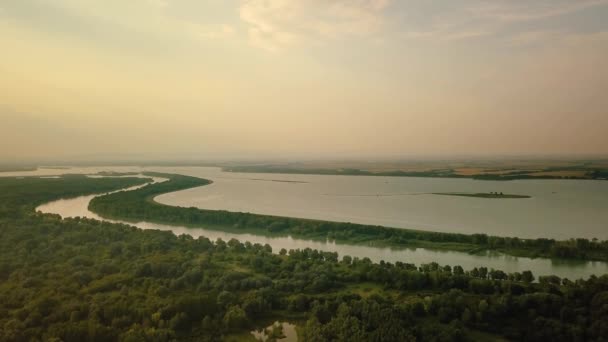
left=87, top=172, right=608, bottom=263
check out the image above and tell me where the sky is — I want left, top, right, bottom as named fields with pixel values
left=1, top=0, right=608, bottom=162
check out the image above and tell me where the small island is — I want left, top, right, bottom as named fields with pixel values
left=433, top=192, right=531, bottom=199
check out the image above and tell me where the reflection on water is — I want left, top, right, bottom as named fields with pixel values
left=35, top=176, right=608, bottom=280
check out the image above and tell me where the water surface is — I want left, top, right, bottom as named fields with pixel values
left=154, top=167, right=608, bottom=240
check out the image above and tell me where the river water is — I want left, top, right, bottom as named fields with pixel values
left=5, top=166, right=605, bottom=279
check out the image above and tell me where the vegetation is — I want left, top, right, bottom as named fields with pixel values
left=95, top=171, right=141, bottom=177
left=0, top=165, right=37, bottom=172
left=0, top=175, right=149, bottom=215
left=223, top=165, right=608, bottom=181
left=90, top=172, right=608, bottom=262
left=433, top=192, right=531, bottom=199
left=589, top=170, right=608, bottom=179
left=1, top=175, right=608, bottom=341
left=223, top=166, right=466, bottom=178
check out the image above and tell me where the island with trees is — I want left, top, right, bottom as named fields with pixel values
left=433, top=192, right=531, bottom=199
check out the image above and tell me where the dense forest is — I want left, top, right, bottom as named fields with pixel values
left=90, top=172, right=608, bottom=262
left=1, top=175, right=608, bottom=341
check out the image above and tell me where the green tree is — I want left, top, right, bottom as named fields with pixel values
left=522, top=270, right=535, bottom=283
left=223, top=306, right=247, bottom=331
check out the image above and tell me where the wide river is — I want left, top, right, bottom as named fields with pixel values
left=4, top=166, right=608, bottom=279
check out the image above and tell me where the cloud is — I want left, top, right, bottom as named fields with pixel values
left=398, top=0, right=608, bottom=43
left=507, top=30, right=562, bottom=46
left=467, top=0, right=608, bottom=23
left=5, top=0, right=606, bottom=53
left=239, top=0, right=392, bottom=51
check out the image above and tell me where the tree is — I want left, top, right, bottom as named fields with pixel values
left=301, top=317, right=324, bottom=342
left=461, top=308, right=472, bottom=324
left=479, top=267, right=488, bottom=279
left=217, top=291, right=236, bottom=308
left=522, top=271, right=535, bottom=283
left=342, top=255, right=352, bottom=265
left=223, top=306, right=247, bottom=331
left=477, top=300, right=489, bottom=322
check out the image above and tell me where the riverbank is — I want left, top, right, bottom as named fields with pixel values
left=88, top=172, right=608, bottom=262
left=222, top=165, right=608, bottom=181
left=0, top=165, right=37, bottom=173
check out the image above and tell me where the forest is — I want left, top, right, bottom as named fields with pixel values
left=1, top=174, right=608, bottom=341
left=89, top=172, right=608, bottom=262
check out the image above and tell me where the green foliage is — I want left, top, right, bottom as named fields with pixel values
left=223, top=165, right=608, bottom=180
left=0, top=175, right=149, bottom=216
left=0, top=165, right=37, bottom=172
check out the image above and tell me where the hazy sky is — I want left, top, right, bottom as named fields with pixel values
left=1, top=0, right=608, bottom=161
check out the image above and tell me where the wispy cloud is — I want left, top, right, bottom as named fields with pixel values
left=399, top=0, right=608, bottom=43
left=239, top=0, right=392, bottom=51
left=467, top=0, right=608, bottom=23
left=507, top=30, right=562, bottom=46
left=237, top=0, right=608, bottom=49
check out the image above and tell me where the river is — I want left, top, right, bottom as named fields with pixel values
left=8, top=166, right=608, bottom=240
left=8, top=166, right=606, bottom=279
